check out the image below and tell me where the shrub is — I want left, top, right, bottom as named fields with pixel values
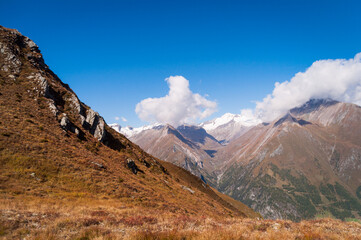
left=82, top=218, right=101, bottom=227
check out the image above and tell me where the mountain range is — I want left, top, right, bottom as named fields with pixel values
left=113, top=99, right=361, bottom=221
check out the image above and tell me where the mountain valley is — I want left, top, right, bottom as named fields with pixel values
left=1, top=25, right=360, bottom=239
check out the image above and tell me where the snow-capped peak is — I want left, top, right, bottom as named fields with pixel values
left=200, top=112, right=261, bottom=131
left=109, top=123, right=121, bottom=132
left=110, top=122, right=163, bottom=138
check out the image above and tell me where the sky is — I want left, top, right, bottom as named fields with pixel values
left=1, top=0, right=361, bottom=127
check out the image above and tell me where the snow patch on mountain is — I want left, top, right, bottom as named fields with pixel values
left=110, top=123, right=163, bottom=138
left=200, top=111, right=261, bottom=131
left=109, top=123, right=121, bottom=132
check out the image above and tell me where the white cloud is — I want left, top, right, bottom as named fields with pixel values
left=121, top=117, right=127, bottom=122
left=115, top=116, right=120, bottom=121
left=253, top=53, right=361, bottom=122
left=136, top=76, right=217, bottom=126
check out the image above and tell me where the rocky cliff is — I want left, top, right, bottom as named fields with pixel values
left=0, top=26, right=108, bottom=144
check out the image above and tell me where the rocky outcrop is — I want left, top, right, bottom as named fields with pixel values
left=59, top=113, right=81, bottom=137
left=0, top=31, right=22, bottom=79
left=83, top=109, right=106, bottom=142
left=181, top=185, right=195, bottom=194
left=0, top=25, right=107, bottom=142
left=127, top=159, right=139, bottom=174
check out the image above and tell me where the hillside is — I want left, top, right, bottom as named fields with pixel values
left=0, top=25, right=261, bottom=238
left=217, top=99, right=361, bottom=220
left=125, top=124, right=225, bottom=185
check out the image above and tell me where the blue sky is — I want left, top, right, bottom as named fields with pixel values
left=1, top=0, right=361, bottom=127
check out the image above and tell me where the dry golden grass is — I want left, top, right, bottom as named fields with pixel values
left=0, top=196, right=360, bottom=240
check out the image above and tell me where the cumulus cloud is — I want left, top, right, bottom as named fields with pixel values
left=253, top=53, right=361, bottom=122
left=115, top=116, right=120, bottom=121
left=136, top=76, right=217, bottom=126
left=121, top=117, right=127, bottom=122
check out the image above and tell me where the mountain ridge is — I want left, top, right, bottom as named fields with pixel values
left=117, top=98, right=361, bottom=220
left=216, top=99, right=361, bottom=220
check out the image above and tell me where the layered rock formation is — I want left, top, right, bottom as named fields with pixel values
left=0, top=26, right=106, bottom=143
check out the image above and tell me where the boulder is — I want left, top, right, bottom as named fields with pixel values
left=127, top=159, right=138, bottom=174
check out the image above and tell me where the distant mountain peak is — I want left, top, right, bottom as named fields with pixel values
left=110, top=123, right=163, bottom=138
left=109, top=123, right=121, bottom=132
left=177, top=125, right=220, bottom=145
left=290, top=98, right=339, bottom=115
left=273, top=112, right=311, bottom=127
left=200, top=112, right=261, bottom=131
left=199, top=113, right=261, bottom=143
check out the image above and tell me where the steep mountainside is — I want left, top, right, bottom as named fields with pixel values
left=111, top=114, right=261, bottom=188
left=216, top=99, right=361, bottom=220
left=0, top=25, right=259, bottom=232
left=122, top=124, right=224, bottom=185
left=114, top=98, right=361, bottom=221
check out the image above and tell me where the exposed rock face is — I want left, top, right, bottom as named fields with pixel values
left=47, top=99, right=58, bottom=116
left=59, top=113, right=81, bottom=137
left=83, top=109, right=106, bottom=142
left=0, top=32, right=22, bottom=76
left=127, top=159, right=139, bottom=174
left=34, top=73, right=50, bottom=97
left=60, top=113, right=70, bottom=129
left=0, top=25, right=106, bottom=143
left=65, top=93, right=83, bottom=117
